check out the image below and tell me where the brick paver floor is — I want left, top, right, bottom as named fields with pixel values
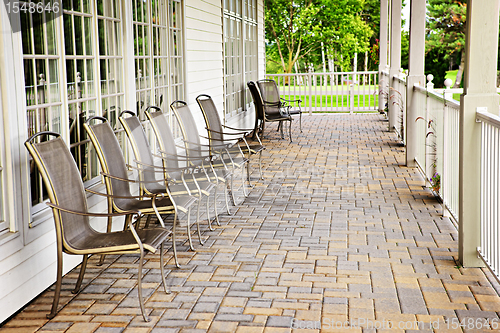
left=3, top=113, right=500, bottom=333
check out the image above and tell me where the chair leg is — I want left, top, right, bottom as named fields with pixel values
left=289, top=120, right=292, bottom=143
left=72, top=254, right=88, bottom=294
left=214, top=186, right=221, bottom=225
left=160, top=243, right=170, bottom=294
left=279, top=121, right=284, bottom=139
left=186, top=207, right=195, bottom=251
left=137, top=248, right=150, bottom=322
left=299, top=112, right=302, bottom=132
left=47, top=244, right=63, bottom=319
left=230, top=172, right=237, bottom=206
left=258, top=151, right=264, bottom=180
left=196, top=197, right=204, bottom=245
left=172, top=211, right=180, bottom=268
left=242, top=164, right=248, bottom=197
left=224, top=178, right=231, bottom=215
left=246, top=158, right=252, bottom=187
left=207, top=191, right=214, bottom=231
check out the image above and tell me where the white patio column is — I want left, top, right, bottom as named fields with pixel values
left=378, top=0, right=389, bottom=113
left=405, top=0, right=426, bottom=167
left=388, top=0, right=401, bottom=132
left=459, top=0, right=500, bottom=267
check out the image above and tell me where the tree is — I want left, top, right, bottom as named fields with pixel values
left=426, top=0, right=466, bottom=88
left=264, top=0, right=372, bottom=74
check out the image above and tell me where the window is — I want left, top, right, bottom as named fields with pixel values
left=169, top=0, right=184, bottom=102
left=224, top=0, right=243, bottom=118
left=97, top=1, right=125, bottom=129
left=0, top=99, right=6, bottom=233
left=133, top=0, right=152, bottom=119
left=223, top=0, right=258, bottom=118
left=21, top=0, right=185, bottom=213
left=21, top=0, right=126, bottom=212
left=21, top=1, right=63, bottom=207
left=63, top=0, right=99, bottom=182
left=134, top=0, right=185, bottom=119
left=0, top=162, right=4, bottom=232
left=244, top=0, right=258, bottom=103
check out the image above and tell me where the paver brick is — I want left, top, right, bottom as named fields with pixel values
left=6, top=114, right=500, bottom=333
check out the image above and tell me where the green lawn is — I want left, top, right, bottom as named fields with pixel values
left=281, top=94, right=379, bottom=110
left=445, top=69, right=458, bottom=83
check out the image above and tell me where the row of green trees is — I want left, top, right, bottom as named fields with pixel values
left=264, top=0, right=376, bottom=74
left=265, top=0, right=472, bottom=89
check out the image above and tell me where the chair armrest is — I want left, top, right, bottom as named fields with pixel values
left=85, top=187, right=151, bottom=200
left=178, top=140, right=213, bottom=149
left=128, top=162, right=195, bottom=176
left=206, top=127, right=248, bottom=136
left=222, top=125, right=254, bottom=133
left=46, top=202, right=140, bottom=217
left=199, top=135, right=237, bottom=149
left=280, top=97, right=302, bottom=104
left=155, top=150, right=211, bottom=162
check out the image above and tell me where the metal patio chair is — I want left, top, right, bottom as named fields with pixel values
left=257, top=78, right=302, bottom=141
left=195, top=94, right=263, bottom=200
left=168, top=101, right=234, bottom=217
left=248, top=80, right=291, bottom=141
left=195, top=94, right=265, bottom=185
left=83, top=116, right=198, bottom=268
left=119, top=110, right=215, bottom=235
left=25, top=132, right=170, bottom=322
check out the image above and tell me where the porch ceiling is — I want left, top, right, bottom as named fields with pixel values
left=3, top=114, right=500, bottom=331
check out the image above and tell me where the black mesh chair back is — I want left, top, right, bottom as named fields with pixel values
left=257, top=79, right=281, bottom=105
left=144, top=107, right=182, bottom=171
left=247, top=81, right=265, bottom=136
left=247, top=81, right=264, bottom=122
left=256, top=80, right=283, bottom=117
left=169, top=101, right=204, bottom=160
left=26, top=133, right=93, bottom=251
left=83, top=117, right=134, bottom=202
left=195, top=94, right=225, bottom=143
left=118, top=111, right=158, bottom=186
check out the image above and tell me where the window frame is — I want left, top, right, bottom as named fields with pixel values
left=0, top=82, right=7, bottom=234
left=18, top=0, right=186, bottom=226
left=223, top=0, right=258, bottom=120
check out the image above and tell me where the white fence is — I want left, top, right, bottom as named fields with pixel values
left=410, top=83, right=460, bottom=222
left=387, top=70, right=500, bottom=281
left=392, top=75, right=407, bottom=143
left=477, top=110, right=500, bottom=278
left=264, top=72, right=379, bottom=113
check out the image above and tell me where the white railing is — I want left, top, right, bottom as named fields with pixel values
left=379, top=70, right=390, bottom=113
left=387, top=71, right=500, bottom=280
left=412, top=79, right=460, bottom=222
left=392, top=74, right=407, bottom=142
left=477, top=110, right=500, bottom=279
left=265, top=71, right=379, bottom=113
left=442, top=98, right=460, bottom=222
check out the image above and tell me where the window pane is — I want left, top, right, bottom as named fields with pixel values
left=85, top=17, right=93, bottom=55
left=64, top=14, right=74, bottom=55
left=98, top=19, right=106, bottom=55
left=20, top=12, right=32, bottom=55
left=32, top=13, right=45, bottom=54
left=74, top=15, right=83, bottom=55
left=97, top=0, right=103, bottom=16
